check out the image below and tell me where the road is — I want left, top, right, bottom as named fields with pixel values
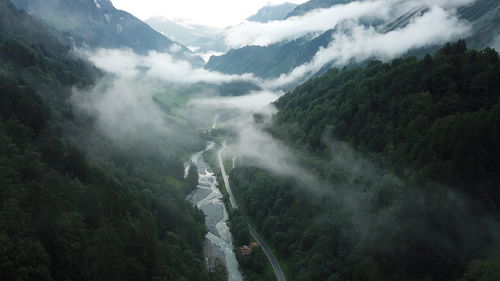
left=217, top=143, right=287, bottom=281
left=247, top=224, right=288, bottom=281
left=217, top=142, right=239, bottom=209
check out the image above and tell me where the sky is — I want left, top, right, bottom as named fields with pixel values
left=111, top=0, right=308, bottom=27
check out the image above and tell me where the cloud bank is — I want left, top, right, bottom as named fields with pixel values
left=84, top=48, right=259, bottom=84
left=267, top=4, right=471, bottom=87
left=224, top=0, right=475, bottom=48
left=71, top=0, right=477, bottom=153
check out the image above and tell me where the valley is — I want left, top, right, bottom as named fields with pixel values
left=1, top=0, right=500, bottom=281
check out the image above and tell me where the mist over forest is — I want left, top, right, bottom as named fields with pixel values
left=1, top=0, right=499, bottom=281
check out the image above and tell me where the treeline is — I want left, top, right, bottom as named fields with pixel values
left=0, top=1, right=219, bottom=280
left=273, top=40, right=500, bottom=208
left=229, top=42, right=500, bottom=281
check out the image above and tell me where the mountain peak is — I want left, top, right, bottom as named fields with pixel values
left=9, top=0, right=204, bottom=66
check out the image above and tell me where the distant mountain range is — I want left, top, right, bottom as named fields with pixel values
left=145, top=16, right=227, bottom=56
left=144, top=3, right=299, bottom=59
left=206, top=0, right=500, bottom=81
left=247, top=2, right=298, bottom=23
left=284, top=0, right=353, bottom=18
left=9, top=0, right=204, bottom=66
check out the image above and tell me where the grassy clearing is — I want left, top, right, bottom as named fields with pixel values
left=153, top=90, right=191, bottom=122
left=165, top=175, right=185, bottom=189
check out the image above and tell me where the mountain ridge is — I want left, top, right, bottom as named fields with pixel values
left=9, top=0, right=204, bottom=65
left=285, top=0, right=354, bottom=18
left=206, top=0, right=500, bottom=81
left=247, top=2, right=298, bottom=23
left=145, top=16, right=227, bottom=55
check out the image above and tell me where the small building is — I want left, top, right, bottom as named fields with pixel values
left=239, top=242, right=260, bottom=255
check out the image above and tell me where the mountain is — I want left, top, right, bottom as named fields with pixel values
left=285, top=0, right=353, bottom=18
left=9, top=0, right=204, bottom=65
left=206, top=0, right=500, bottom=80
left=145, top=16, right=227, bottom=55
left=0, top=0, right=218, bottom=280
left=247, top=2, right=298, bottom=23
left=231, top=41, right=500, bottom=281
left=272, top=40, right=500, bottom=197
left=206, top=30, right=333, bottom=79
left=0, top=0, right=66, bottom=53
left=459, top=0, right=500, bottom=49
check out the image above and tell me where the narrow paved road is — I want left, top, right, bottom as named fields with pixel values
left=247, top=224, right=287, bottom=281
left=217, top=142, right=239, bottom=209
left=217, top=143, right=287, bottom=281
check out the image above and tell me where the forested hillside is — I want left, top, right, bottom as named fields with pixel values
left=230, top=42, right=500, bottom=281
left=0, top=1, right=218, bottom=280
left=273, top=41, right=500, bottom=207
left=9, top=0, right=204, bottom=65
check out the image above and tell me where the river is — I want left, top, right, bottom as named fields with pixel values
left=185, top=141, right=243, bottom=281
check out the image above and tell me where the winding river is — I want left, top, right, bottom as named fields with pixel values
left=185, top=142, right=243, bottom=281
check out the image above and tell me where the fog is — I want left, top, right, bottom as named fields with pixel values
left=67, top=0, right=499, bottom=266
left=224, top=0, right=475, bottom=48
left=84, top=48, right=259, bottom=84
left=71, top=0, right=475, bottom=180
left=267, top=5, right=470, bottom=87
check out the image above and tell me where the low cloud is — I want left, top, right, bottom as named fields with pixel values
left=67, top=0, right=499, bottom=265
left=83, top=48, right=260, bottom=84
left=71, top=76, right=168, bottom=141
left=224, top=0, right=475, bottom=48
left=267, top=5, right=471, bottom=87
left=69, top=0, right=477, bottom=162
left=188, top=90, right=282, bottom=114
left=225, top=0, right=397, bottom=47
left=70, top=48, right=269, bottom=153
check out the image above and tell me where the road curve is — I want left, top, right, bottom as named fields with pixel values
left=217, top=143, right=287, bottom=281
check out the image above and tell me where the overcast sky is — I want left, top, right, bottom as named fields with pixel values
left=111, top=0, right=308, bottom=27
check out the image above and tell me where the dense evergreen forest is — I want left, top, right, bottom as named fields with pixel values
left=3, top=0, right=500, bottom=279
left=273, top=40, right=500, bottom=208
left=0, top=1, right=220, bottom=280
left=230, top=42, right=500, bottom=281
left=228, top=209, right=277, bottom=281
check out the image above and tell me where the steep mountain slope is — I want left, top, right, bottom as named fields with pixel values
left=247, top=2, right=298, bottom=23
left=9, top=0, right=204, bottom=65
left=0, top=0, right=218, bottom=280
left=206, top=0, right=500, bottom=80
left=145, top=16, right=226, bottom=54
left=0, top=0, right=65, bottom=52
left=231, top=42, right=500, bottom=281
left=273, top=41, right=500, bottom=203
left=460, top=0, right=500, bottom=49
left=285, top=0, right=353, bottom=18
left=206, top=30, right=333, bottom=79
